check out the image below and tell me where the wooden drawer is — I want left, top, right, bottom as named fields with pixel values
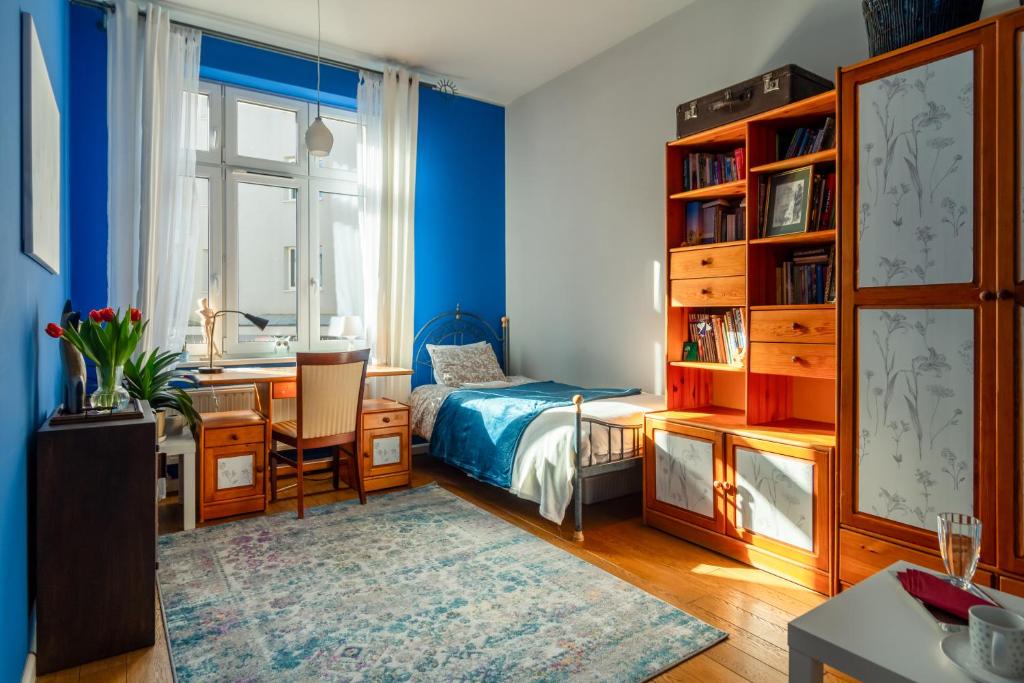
left=750, top=307, right=835, bottom=344
left=670, top=276, right=745, bottom=307
left=273, top=381, right=297, bottom=399
left=363, top=409, right=409, bottom=430
left=362, top=425, right=410, bottom=478
left=204, top=424, right=265, bottom=447
left=749, top=341, right=835, bottom=379
left=839, top=529, right=995, bottom=586
left=670, top=245, right=745, bottom=280
left=1000, top=575, right=1024, bottom=598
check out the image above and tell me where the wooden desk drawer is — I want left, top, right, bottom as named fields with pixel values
left=750, top=307, right=835, bottom=344
left=204, top=425, right=265, bottom=447
left=364, top=409, right=408, bottom=430
left=670, top=245, right=745, bottom=280
left=750, top=342, right=835, bottom=379
left=273, top=381, right=297, bottom=399
left=839, top=529, right=994, bottom=587
left=670, top=276, right=745, bottom=307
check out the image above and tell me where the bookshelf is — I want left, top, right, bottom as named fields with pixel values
left=648, top=90, right=839, bottom=594
left=662, top=90, right=837, bottom=436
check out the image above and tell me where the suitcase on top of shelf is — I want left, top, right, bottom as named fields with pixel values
left=676, top=64, right=832, bottom=139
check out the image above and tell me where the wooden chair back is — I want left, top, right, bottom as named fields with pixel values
left=295, top=350, right=370, bottom=445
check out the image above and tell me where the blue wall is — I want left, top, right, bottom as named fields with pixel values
left=68, top=9, right=506, bottom=384
left=1, top=0, right=70, bottom=679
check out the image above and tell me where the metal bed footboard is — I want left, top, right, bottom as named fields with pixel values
left=571, top=395, right=644, bottom=542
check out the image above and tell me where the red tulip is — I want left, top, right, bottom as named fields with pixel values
left=89, top=309, right=102, bottom=323
left=100, top=307, right=115, bottom=322
left=45, top=323, right=63, bottom=338
left=130, top=307, right=142, bottom=322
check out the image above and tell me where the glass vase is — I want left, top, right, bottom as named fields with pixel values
left=91, top=364, right=130, bottom=410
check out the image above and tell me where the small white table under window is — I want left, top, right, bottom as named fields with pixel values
left=788, top=561, right=1024, bottom=682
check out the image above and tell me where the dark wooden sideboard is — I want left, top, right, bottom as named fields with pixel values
left=34, top=402, right=157, bottom=674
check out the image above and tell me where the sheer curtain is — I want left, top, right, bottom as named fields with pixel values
left=376, top=68, right=418, bottom=401
left=356, top=70, right=382, bottom=358
left=107, top=1, right=202, bottom=352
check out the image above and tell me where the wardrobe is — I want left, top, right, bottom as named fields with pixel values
left=838, top=8, right=1024, bottom=595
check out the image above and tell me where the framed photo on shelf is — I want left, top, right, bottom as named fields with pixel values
left=763, top=165, right=814, bottom=237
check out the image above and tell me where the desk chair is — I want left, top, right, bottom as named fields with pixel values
left=269, top=350, right=369, bottom=518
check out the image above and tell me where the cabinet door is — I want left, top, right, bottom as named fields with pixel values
left=362, top=426, right=409, bottom=478
left=644, top=420, right=725, bottom=533
left=203, top=442, right=265, bottom=503
left=840, top=24, right=998, bottom=563
left=997, top=11, right=1024, bottom=576
left=726, top=435, right=830, bottom=571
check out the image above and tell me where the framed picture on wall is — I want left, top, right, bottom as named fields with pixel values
left=764, top=165, right=813, bottom=237
left=21, top=12, right=61, bottom=275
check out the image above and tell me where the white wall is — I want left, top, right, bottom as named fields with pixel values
left=505, top=0, right=1016, bottom=393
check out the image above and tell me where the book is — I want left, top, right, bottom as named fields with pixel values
left=777, top=117, right=837, bottom=160
left=687, top=199, right=744, bottom=246
left=774, top=247, right=836, bottom=304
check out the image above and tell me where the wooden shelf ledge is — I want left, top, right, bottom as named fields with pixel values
left=750, top=148, right=836, bottom=175
left=669, top=179, right=746, bottom=201
left=670, top=361, right=745, bottom=373
left=749, top=229, right=836, bottom=246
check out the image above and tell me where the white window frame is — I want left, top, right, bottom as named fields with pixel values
left=224, top=170, right=309, bottom=355
left=307, top=103, right=359, bottom=183
left=224, top=87, right=309, bottom=176
left=184, top=164, right=224, bottom=357
left=194, top=82, right=223, bottom=165
left=309, top=178, right=362, bottom=351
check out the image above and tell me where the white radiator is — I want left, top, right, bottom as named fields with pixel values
left=188, top=386, right=258, bottom=414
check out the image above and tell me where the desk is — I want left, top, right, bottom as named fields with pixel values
left=788, top=561, right=1024, bottom=682
left=188, top=364, right=412, bottom=387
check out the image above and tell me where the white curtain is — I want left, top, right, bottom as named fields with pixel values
left=106, top=0, right=142, bottom=315
left=107, top=1, right=202, bottom=353
left=354, top=70, right=382, bottom=354
left=375, top=68, right=418, bottom=401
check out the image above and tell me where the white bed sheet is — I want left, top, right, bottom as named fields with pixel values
left=409, top=379, right=664, bottom=524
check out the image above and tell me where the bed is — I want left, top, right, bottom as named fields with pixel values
left=410, top=305, right=664, bottom=540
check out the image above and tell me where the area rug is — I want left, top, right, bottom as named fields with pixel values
left=157, top=483, right=725, bottom=681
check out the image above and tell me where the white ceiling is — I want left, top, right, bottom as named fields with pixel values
left=162, top=0, right=695, bottom=104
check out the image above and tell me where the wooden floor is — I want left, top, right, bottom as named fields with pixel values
left=40, top=455, right=856, bottom=682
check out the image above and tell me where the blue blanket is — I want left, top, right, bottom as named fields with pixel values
left=430, top=381, right=641, bottom=489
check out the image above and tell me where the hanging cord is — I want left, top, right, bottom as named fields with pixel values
left=315, top=0, right=322, bottom=118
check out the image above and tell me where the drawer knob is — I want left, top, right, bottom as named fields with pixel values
left=791, top=322, right=803, bottom=331
left=231, top=433, right=239, bottom=440
left=700, top=257, right=713, bottom=266
left=999, top=289, right=1014, bottom=301
left=979, top=290, right=996, bottom=302
left=791, top=355, right=801, bottom=363
left=382, top=416, right=391, bottom=424
left=700, top=288, right=711, bottom=295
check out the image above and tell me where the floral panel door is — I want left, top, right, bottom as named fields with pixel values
left=643, top=419, right=725, bottom=534
left=840, top=23, right=997, bottom=561
left=726, top=435, right=830, bottom=571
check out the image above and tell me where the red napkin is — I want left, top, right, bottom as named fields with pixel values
left=896, top=568, right=996, bottom=621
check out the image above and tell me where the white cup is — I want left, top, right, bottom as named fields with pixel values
left=969, top=605, right=1024, bottom=678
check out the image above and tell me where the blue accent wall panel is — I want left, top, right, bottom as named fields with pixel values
left=1, top=0, right=70, bottom=679
left=414, top=86, right=506, bottom=383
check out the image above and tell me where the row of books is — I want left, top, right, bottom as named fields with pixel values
left=686, top=309, right=746, bottom=366
left=779, top=117, right=835, bottom=159
left=775, top=246, right=837, bottom=305
left=685, top=199, right=746, bottom=245
left=682, top=148, right=746, bottom=191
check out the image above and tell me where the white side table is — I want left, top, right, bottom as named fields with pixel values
left=788, top=561, right=1024, bottom=682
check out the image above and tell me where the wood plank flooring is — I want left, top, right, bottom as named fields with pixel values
left=39, top=455, right=855, bottom=682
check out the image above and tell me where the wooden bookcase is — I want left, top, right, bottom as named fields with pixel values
left=645, top=91, right=840, bottom=594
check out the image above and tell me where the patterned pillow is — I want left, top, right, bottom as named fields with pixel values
left=426, top=341, right=506, bottom=388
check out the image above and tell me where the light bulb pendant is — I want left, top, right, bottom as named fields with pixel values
left=306, top=115, right=333, bottom=157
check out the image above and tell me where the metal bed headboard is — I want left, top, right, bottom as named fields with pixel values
left=411, top=304, right=509, bottom=387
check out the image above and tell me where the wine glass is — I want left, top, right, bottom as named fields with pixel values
left=937, top=512, right=982, bottom=590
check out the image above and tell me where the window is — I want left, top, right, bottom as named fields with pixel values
left=186, top=84, right=365, bottom=356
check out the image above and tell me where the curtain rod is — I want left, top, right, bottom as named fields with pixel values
left=70, top=0, right=396, bottom=81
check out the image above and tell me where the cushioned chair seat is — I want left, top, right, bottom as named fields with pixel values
left=272, top=446, right=337, bottom=465
left=272, top=420, right=298, bottom=439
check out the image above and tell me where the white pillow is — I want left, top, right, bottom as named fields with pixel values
left=426, top=341, right=506, bottom=388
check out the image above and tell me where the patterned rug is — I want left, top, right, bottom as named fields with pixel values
left=157, top=484, right=725, bottom=681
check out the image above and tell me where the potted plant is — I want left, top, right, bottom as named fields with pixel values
left=124, top=348, right=200, bottom=440
left=45, top=307, right=146, bottom=409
